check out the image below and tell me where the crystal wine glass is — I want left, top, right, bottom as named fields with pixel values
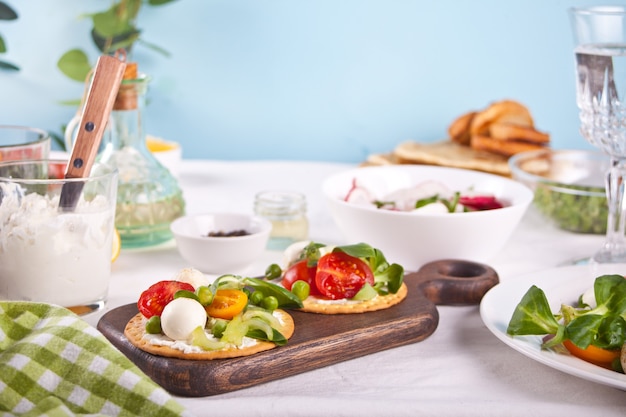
left=570, top=6, right=626, bottom=264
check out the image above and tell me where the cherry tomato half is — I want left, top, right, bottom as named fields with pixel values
left=562, top=339, right=621, bottom=368
left=205, top=289, right=248, bottom=320
left=315, top=252, right=374, bottom=300
left=138, top=280, right=195, bottom=319
left=281, top=259, right=322, bottom=296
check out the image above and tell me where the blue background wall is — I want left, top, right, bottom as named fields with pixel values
left=0, top=0, right=611, bottom=162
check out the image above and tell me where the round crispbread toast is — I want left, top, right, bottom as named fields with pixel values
left=299, top=282, right=408, bottom=314
left=393, top=140, right=511, bottom=176
left=124, top=309, right=295, bottom=360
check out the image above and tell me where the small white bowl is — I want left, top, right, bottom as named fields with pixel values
left=170, top=213, right=271, bottom=274
left=322, top=165, right=533, bottom=271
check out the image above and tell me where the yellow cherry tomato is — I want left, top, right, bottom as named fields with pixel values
left=204, top=289, right=248, bottom=320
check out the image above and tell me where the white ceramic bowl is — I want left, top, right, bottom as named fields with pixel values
left=322, top=165, right=533, bottom=271
left=170, top=213, right=271, bottom=274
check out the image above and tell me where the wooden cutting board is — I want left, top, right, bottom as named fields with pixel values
left=97, top=259, right=499, bottom=397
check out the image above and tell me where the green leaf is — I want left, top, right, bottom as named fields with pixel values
left=564, top=314, right=604, bottom=348
left=0, top=34, right=6, bottom=53
left=594, top=275, right=626, bottom=313
left=148, top=0, right=177, bottom=5
left=50, top=131, right=67, bottom=151
left=247, top=328, right=288, bottom=346
left=507, top=285, right=561, bottom=336
left=57, top=49, right=92, bottom=82
left=440, top=192, right=460, bottom=213
left=92, top=7, right=136, bottom=38
left=0, top=59, right=19, bottom=71
left=415, top=195, right=439, bottom=209
left=91, top=27, right=140, bottom=54
left=374, top=263, right=404, bottom=294
left=594, top=315, right=626, bottom=349
left=0, top=2, right=18, bottom=20
left=335, top=243, right=377, bottom=259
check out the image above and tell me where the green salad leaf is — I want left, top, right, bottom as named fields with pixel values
left=507, top=274, right=626, bottom=351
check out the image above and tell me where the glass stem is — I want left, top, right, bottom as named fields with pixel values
left=597, top=157, right=626, bottom=262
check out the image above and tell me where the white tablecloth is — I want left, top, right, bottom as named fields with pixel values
left=84, top=160, right=626, bottom=417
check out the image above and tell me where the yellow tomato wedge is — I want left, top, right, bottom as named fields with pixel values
left=111, top=228, right=121, bottom=263
left=205, top=289, right=248, bottom=320
left=562, top=339, right=621, bottom=368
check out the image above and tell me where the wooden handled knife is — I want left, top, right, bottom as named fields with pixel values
left=59, top=54, right=126, bottom=212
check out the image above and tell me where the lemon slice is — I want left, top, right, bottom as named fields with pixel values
left=146, top=136, right=178, bottom=153
left=112, top=228, right=121, bottom=263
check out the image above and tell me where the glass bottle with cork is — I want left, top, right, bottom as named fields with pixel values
left=97, top=62, right=185, bottom=248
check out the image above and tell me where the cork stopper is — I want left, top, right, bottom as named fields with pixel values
left=113, top=62, right=139, bottom=110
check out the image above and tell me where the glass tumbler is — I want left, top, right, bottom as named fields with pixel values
left=0, top=159, right=118, bottom=315
left=0, top=125, right=50, bottom=162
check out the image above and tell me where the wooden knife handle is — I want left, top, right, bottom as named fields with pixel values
left=65, top=55, right=126, bottom=179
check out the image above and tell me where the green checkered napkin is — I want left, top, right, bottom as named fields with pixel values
left=0, top=302, right=192, bottom=417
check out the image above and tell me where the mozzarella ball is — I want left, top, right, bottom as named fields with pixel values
left=160, top=297, right=207, bottom=341
left=173, top=267, right=210, bottom=289
left=282, top=240, right=311, bottom=268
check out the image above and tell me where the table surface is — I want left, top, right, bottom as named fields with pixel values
left=83, top=159, right=626, bottom=417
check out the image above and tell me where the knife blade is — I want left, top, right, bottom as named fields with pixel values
left=59, top=54, right=126, bottom=212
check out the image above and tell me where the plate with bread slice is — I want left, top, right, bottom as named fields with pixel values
left=365, top=99, right=551, bottom=177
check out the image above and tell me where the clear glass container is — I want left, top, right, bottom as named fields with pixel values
left=254, top=191, right=308, bottom=250
left=98, top=65, right=185, bottom=248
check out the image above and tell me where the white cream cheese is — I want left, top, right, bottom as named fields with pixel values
left=0, top=186, right=114, bottom=307
left=145, top=309, right=287, bottom=353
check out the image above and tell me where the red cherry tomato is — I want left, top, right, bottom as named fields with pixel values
left=282, top=260, right=322, bottom=296
left=137, top=280, right=195, bottom=318
left=315, top=252, right=374, bottom=300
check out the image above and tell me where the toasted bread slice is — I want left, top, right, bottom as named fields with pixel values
left=470, top=134, right=546, bottom=157
left=470, top=100, right=534, bottom=136
left=448, top=111, right=477, bottom=145
left=361, top=153, right=401, bottom=166
left=393, top=140, right=510, bottom=176
left=488, top=123, right=550, bottom=144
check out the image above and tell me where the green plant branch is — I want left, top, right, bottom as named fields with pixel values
left=0, top=1, right=19, bottom=71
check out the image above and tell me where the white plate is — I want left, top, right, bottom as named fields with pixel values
left=480, top=263, right=626, bottom=391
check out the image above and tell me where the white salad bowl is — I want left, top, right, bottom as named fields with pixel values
left=170, top=212, right=272, bottom=275
left=322, top=165, right=533, bottom=271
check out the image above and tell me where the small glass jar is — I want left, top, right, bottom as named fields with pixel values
left=254, top=191, right=309, bottom=250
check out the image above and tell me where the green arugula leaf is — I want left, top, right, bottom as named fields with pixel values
left=247, top=328, right=288, bottom=346
left=415, top=195, right=439, bottom=209
left=507, top=285, right=561, bottom=336
left=565, top=314, right=604, bottom=348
